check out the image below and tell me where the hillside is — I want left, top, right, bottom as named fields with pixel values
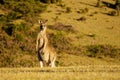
left=0, top=0, right=120, bottom=67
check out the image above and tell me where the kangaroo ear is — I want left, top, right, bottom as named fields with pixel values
left=38, top=20, right=42, bottom=24
left=44, top=20, right=48, bottom=24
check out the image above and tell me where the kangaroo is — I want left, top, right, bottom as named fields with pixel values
left=36, top=20, right=56, bottom=68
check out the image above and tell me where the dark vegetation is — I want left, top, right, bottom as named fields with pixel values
left=0, top=0, right=120, bottom=67
left=40, top=0, right=62, bottom=4
left=0, top=0, right=52, bottom=67
left=86, top=45, right=120, bottom=59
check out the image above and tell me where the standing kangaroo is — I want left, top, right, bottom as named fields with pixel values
left=36, top=20, right=56, bottom=68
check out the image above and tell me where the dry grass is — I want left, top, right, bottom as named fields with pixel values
left=0, top=65, right=120, bottom=80
left=40, top=0, right=120, bottom=47
left=57, top=53, right=120, bottom=67
left=1, top=0, right=120, bottom=76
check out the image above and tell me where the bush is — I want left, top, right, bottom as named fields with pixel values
left=16, top=22, right=29, bottom=32
left=0, top=15, right=7, bottom=21
left=2, top=23, right=16, bottom=36
left=48, top=23, right=79, bottom=54
left=0, top=15, right=7, bottom=27
left=14, top=2, right=33, bottom=15
left=66, top=7, right=72, bottom=13
left=40, top=0, right=62, bottom=4
left=3, top=0, right=47, bottom=21
left=7, top=11, right=22, bottom=20
left=15, top=33, right=24, bottom=42
left=86, top=44, right=120, bottom=58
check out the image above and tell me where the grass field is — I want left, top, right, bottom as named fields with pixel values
left=0, top=1, right=120, bottom=79
left=0, top=65, right=120, bottom=80
left=40, top=0, right=120, bottom=47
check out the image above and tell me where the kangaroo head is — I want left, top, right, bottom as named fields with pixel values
left=39, top=20, right=48, bottom=31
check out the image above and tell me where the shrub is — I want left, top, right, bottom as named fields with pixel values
left=40, top=0, right=62, bottom=4
left=16, top=22, right=29, bottom=32
left=15, top=33, right=24, bottom=42
left=7, top=11, right=22, bottom=20
left=48, top=23, right=78, bottom=54
left=14, top=2, right=33, bottom=15
left=48, top=30, right=70, bottom=52
left=0, top=15, right=7, bottom=22
left=66, top=7, right=72, bottom=13
left=2, top=23, right=16, bottom=36
left=86, top=44, right=120, bottom=59
left=0, top=15, right=7, bottom=27
left=3, top=0, right=47, bottom=21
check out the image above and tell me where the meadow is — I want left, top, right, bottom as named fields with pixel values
left=0, top=65, right=120, bottom=80
left=0, top=0, right=120, bottom=79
